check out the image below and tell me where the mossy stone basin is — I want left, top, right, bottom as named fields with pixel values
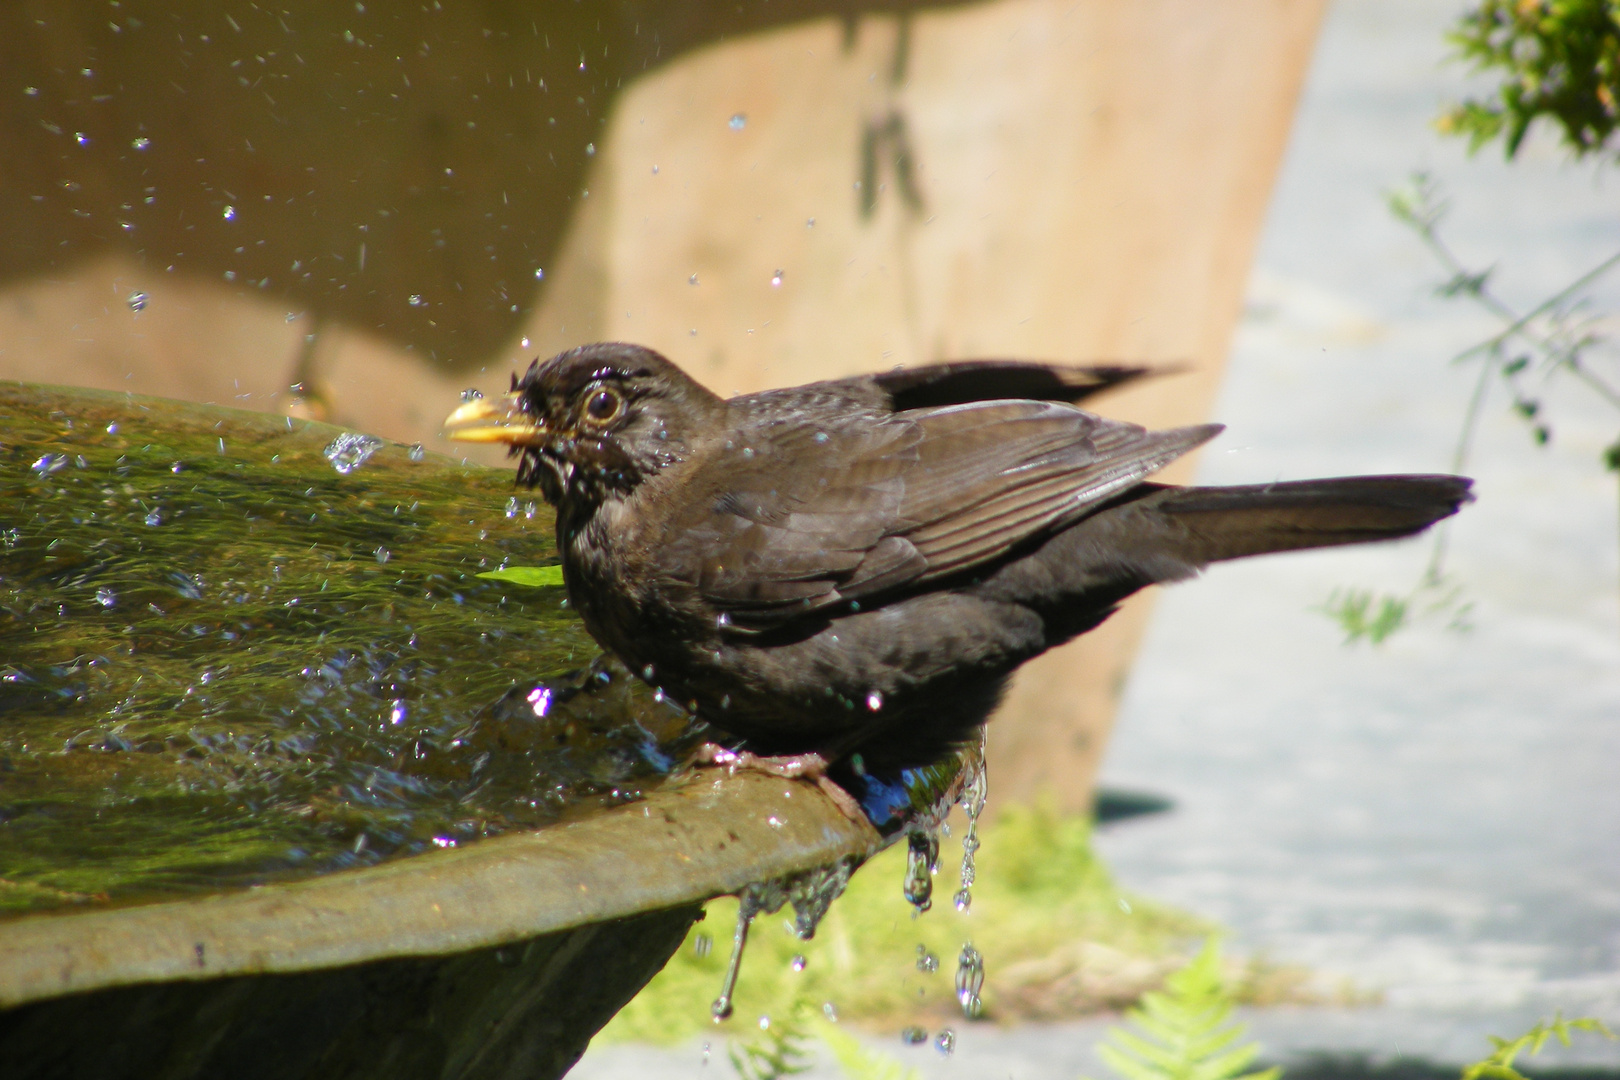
left=0, top=383, right=881, bottom=1078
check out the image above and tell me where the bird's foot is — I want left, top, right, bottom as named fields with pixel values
left=689, top=744, right=868, bottom=824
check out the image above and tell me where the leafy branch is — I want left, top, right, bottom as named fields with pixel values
left=1440, top=0, right=1620, bottom=160
left=1324, top=173, right=1620, bottom=643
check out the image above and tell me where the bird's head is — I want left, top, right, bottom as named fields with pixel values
left=445, top=343, right=723, bottom=508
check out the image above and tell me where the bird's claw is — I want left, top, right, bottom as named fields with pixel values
left=688, top=743, right=869, bottom=824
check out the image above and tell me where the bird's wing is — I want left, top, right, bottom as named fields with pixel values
left=659, top=399, right=1218, bottom=631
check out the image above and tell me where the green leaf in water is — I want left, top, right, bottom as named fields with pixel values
left=477, top=564, right=565, bottom=587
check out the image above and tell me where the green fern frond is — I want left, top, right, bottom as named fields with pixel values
left=728, top=1009, right=815, bottom=1080
left=812, top=1019, right=921, bottom=1080
left=1461, top=1014, right=1616, bottom=1080
left=1087, top=939, right=1279, bottom=1080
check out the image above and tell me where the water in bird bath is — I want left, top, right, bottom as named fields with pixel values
left=0, top=384, right=707, bottom=917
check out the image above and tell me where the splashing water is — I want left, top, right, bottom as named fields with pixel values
left=953, top=730, right=988, bottom=913
left=323, top=433, right=384, bottom=475
left=902, top=830, right=939, bottom=912
left=711, top=860, right=856, bottom=1020
left=955, top=942, right=984, bottom=1019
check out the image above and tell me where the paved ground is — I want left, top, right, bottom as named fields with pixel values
left=574, top=0, right=1620, bottom=1075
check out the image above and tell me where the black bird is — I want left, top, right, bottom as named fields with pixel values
left=448, top=343, right=1471, bottom=805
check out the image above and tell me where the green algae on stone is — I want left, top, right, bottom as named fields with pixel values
left=0, top=383, right=702, bottom=918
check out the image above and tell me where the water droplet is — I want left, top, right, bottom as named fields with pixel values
left=758, top=1015, right=770, bottom=1031
left=728, top=113, right=747, bottom=130
left=701, top=1042, right=711, bottom=1065
left=323, top=432, right=384, bottom=475
left=171, top=462, right=184, bottom=473
left=519, top=336, right=531, bottom=350
left=935, top=1029, right=956, bottom=1055
left=431, top=836, right=457, bottom=848
left=866, top=691, right=883, bottom=711
left=770, top=269, right=784, bottom=287
left=720, top=694, right=731, bottom=709
left=822, top=1002, right=838, bottom=1022
left=693, top=931, right=713, bottom=959
left=1118, top=897, right=1133, bottom=914
left=408, top=443, right=425, bottom=462
left=505, top=495, right=520, bottom=518
left=642, top=664, right=656, bottom=680
left=388, top=699, right=406, bottom=725
left=577, top=60, right=586, bottom=72
left=30, top=453, right=68, bottom=475
left=901, top=1026, right=928, bottom=1045
left=916, top=946, right=939, bottom=973
left=766, top=815, right=783, bottom=828
left=74, top=132, right=90, bottom=146
left=903, top=831, right=939, bottom=912
left=652, top=164, right=660, bottom=174
left=688, top=273, right=699, bottom=285
left=105, top=422, right=119, bottom=434
left=95, top=587, right=117, bottom=609
left=790, top=954, right=806, bottom=972
left=408, top=293, right=426, bottom=307
left=807, top=217, right=816, bottom=227
left=131, top=136, right=150, bottom=150
left=375, top=546, right=391, bottom=564
left=585, top=142, right=595, bottom=156
left=144, top=509, right=163, bottom=527
left=460, top=387, right=483, bottom=402
left=222, top=204, right=236, bottom=220
left=955, top=943, right=985, bottom=1019
left=126, top=291, right=148, bottom=312
left=24, top=86, right=38, bottom=96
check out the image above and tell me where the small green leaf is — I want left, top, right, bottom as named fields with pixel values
left=475, top=564, right=565, bottom=588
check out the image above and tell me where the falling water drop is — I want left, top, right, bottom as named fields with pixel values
left=955, top=942, right=984, bottom=1019
left=790, top=954, right=806, bottom=972
left=935, top=1029, right=956, bottom=1055
left=95, top=587, right=117, bottom=609
left=222, top=204, right=236, bottom=220
left=903, top=831, right=939, bottom=912
left=132, top=136, right=150, bottom=150
left=126, top=291, right=148, bottom=312
left=408, top=443, right=425, bottom=462
left=728, top=113, right=747, bottom=130
left=900, top=1026, right=928, bottom=1045
left=915, top=945, right=939, bottom=973
left=953, top=730, right=988, bottom=913
left=770, top=269, right=784, bottom=287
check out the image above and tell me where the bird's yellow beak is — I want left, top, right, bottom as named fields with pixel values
left=443, top=393, right=548, bottom=446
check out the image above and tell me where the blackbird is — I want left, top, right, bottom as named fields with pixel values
left=447, top=342, right=1471, bottom=787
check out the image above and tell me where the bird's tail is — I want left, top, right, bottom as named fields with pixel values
left=1026, top=474, right=1473, bottom=643
left=1145, top=474, right=1474, bottom=565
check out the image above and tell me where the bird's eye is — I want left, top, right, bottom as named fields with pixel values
left=583, top=387, right=623, bottom=425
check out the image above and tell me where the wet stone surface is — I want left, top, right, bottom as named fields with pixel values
left=0, top=384, right=706, bottom=917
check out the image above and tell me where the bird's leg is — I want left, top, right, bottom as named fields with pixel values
left=689, top=744, right=868, bottom=823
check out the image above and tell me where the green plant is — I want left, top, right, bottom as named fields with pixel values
left=1460, top=1014, right=1616, bottom=1080
left=1087, top=939, right=1278, bottom=1080
left=813, top=1018, right=921, bottom=1080
left=1441, top=0, right=1620, bottom=160
left=1323, top=172, right=1620, bottom=642
left=729, top=1007, right=815, bottom=1080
